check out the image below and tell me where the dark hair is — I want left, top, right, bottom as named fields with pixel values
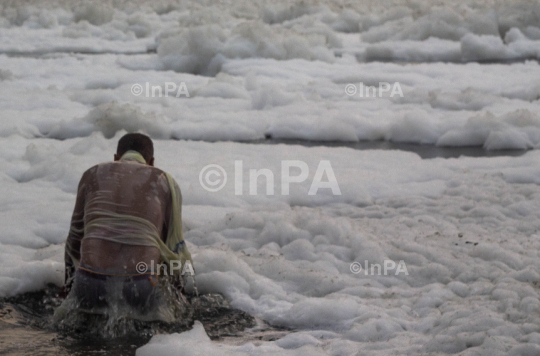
left=116, top=133, right=154, bottom=163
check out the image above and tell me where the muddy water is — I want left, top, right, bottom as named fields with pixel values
left=250, top=139, right=529, bottom=159
left=0, top=285, right=285, bottom=356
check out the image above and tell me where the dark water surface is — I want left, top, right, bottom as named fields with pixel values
left=0, top=285, right=280, bottom=356
left=251, top=139, right=530, bottom=159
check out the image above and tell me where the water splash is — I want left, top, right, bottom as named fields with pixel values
left=1, top=284, right=294, bottom=355
left=53, top=276, right=194, bottom=338
left=4, top=283, right=256, bottom=338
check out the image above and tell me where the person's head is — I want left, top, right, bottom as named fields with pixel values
left=114, top=133, right=154, bottom=166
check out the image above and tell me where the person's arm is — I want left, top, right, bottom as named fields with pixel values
left=161, top=175, right=172, bottom=244
left=161, top=174, right=189, bottom=293
left=63, top=172, right=87, bottom=294
left=161, top=174, right=184, bottom=245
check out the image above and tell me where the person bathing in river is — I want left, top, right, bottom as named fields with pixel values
left=61, top=133, right=192, bottom=321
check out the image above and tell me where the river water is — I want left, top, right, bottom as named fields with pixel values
left=2, top=1, right=540, bottom=355
left=0, top=285, right=288, bottom=356
left=0, top=139, right=528, bottom=356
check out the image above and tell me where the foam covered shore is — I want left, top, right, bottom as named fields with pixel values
left=2, top=134, right=540, bottom=355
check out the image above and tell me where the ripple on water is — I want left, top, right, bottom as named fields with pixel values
left=0, top=284, right=278, bottom=356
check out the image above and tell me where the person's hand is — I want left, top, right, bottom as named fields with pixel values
left=58, top=284, right=71, bottom=299
left=172, top=275, right=185, bottom=296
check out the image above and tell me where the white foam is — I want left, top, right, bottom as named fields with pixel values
left=137, top=321, right=329, bottom=356
left=2, top=133, right=540, bottom=353
left=437, top=110, right=540, bottom=150
left=157, top=22, right=335, bottom=76
left=2, top=2, right=540, bottom=148
left=48, top=102, right=172, bottom=139
left=1, top=1, right=540, bottom=354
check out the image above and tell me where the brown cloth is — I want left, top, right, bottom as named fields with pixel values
left=64, top=151, right=191, bottom=288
